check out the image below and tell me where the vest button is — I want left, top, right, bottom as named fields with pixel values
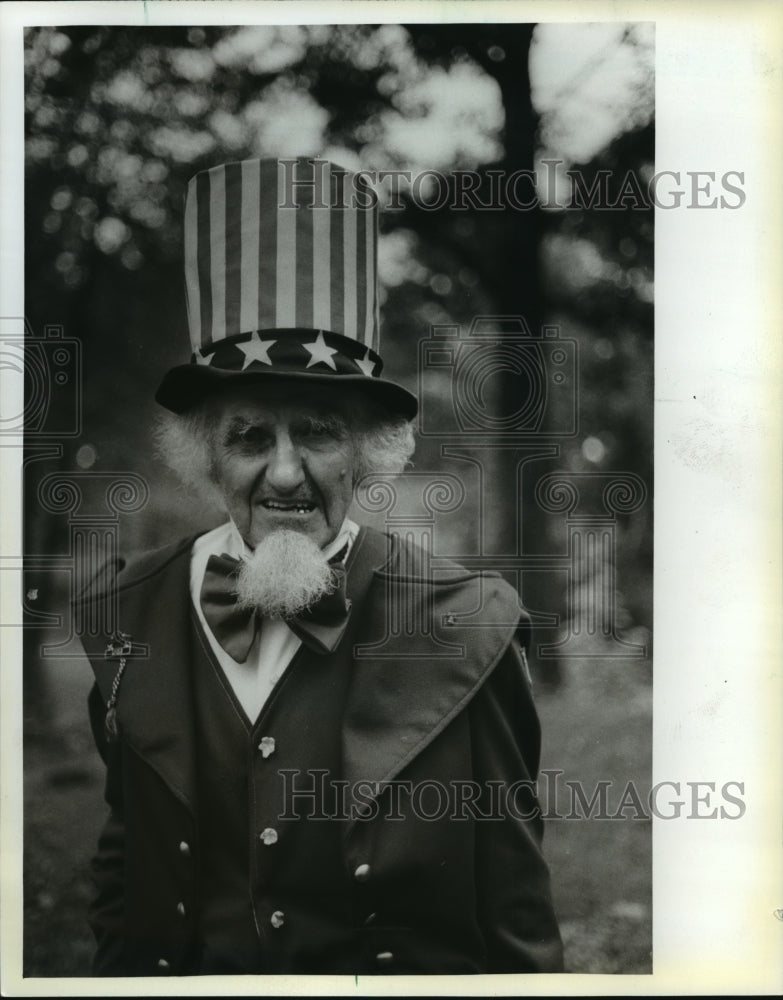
left=259, top=827, right=278, bottom=845
left=157, top=958, right=170, bottom=971
left=376, top=951, right=394, bottom=966
left=258, top=736, right=276, bottom=757
left=364, top=911, right=377, bottom=925
left=353, top=863, right=371, bottom=882
left=270, top=910, right=285, bottom=929
left=178, top=841, right=190, bottom=857
left=176, top=902, right=186, bottom=917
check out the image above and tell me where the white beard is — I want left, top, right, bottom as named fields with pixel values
left=234, top=530, right=334, bottom=619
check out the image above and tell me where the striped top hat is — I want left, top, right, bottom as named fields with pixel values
left=156, top=157, right=417, bottom=418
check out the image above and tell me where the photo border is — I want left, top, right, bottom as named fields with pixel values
left=1, top=1, right=781, bottom=995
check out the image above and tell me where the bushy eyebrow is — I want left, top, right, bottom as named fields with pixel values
left=221, top=411, right=349, bottom=445
left=294, top=412, right=349, bottom=436
left=222, top=416, right=268, bottom=445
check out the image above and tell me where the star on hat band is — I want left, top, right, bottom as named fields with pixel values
left=193, top=329, right=383, bottom=380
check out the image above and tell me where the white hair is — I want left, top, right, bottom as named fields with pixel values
left=153, top=385, right=416, bottom=510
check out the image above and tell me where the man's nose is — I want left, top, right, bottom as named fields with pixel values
left=265, top=433, right=306, bottom=493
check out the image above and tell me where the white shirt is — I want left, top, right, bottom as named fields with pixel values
left=190, top=518, right=359, bottom=722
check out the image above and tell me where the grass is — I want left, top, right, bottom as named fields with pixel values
left=536, top=643, right=652, bottom=974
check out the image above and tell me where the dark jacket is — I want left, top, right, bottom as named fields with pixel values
left=80, top=525, right=563, bottom=976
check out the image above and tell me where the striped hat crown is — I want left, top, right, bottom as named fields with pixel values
left=156, top=157, right=417, bottom=418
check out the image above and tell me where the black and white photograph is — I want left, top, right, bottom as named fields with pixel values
left=0, top=0, right=780, bottom=994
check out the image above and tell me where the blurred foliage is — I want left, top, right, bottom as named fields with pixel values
left=25, top=24, right=652, bottom=619
left=25, top=24, right=513, bottom=291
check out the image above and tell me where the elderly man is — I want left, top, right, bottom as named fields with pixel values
left=79, top=158, right=563, bottom=977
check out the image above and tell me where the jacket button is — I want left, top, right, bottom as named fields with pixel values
left=178, top=841, right=190, bottom=857
left=259, top=827, right=278, bottom=845
left=270, top=910, right=285, bottom=929
left=376, top=951, right=394, bottom=966
left=258, top=736, right=276, bottom=757
left=353, top=863, right=371, bottom=882
left=157, top=958, right=170, bottom=970
left=176, top=902, right=186, bottom=917
left=364, top=911, right=377, bottom=925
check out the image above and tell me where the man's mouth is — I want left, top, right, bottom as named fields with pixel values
left=260, top=499, right=317, bottom=515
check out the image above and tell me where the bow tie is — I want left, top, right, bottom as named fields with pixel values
left=199, top=550, right=352, bottom=662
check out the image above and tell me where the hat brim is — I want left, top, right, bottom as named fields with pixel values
left=155, top=364, right=419, bottom=420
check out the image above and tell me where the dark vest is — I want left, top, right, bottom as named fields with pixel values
left=190, top=535, right=376, bottom=975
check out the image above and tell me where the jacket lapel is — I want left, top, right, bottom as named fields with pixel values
left=81, top=526, right=523, bottom=825
left=80, top=536, right=199, bottom=812
left=341, top=529, right=521, bottom=822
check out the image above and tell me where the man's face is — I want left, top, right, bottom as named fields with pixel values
left=208, top=384, right=357, bottom=550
